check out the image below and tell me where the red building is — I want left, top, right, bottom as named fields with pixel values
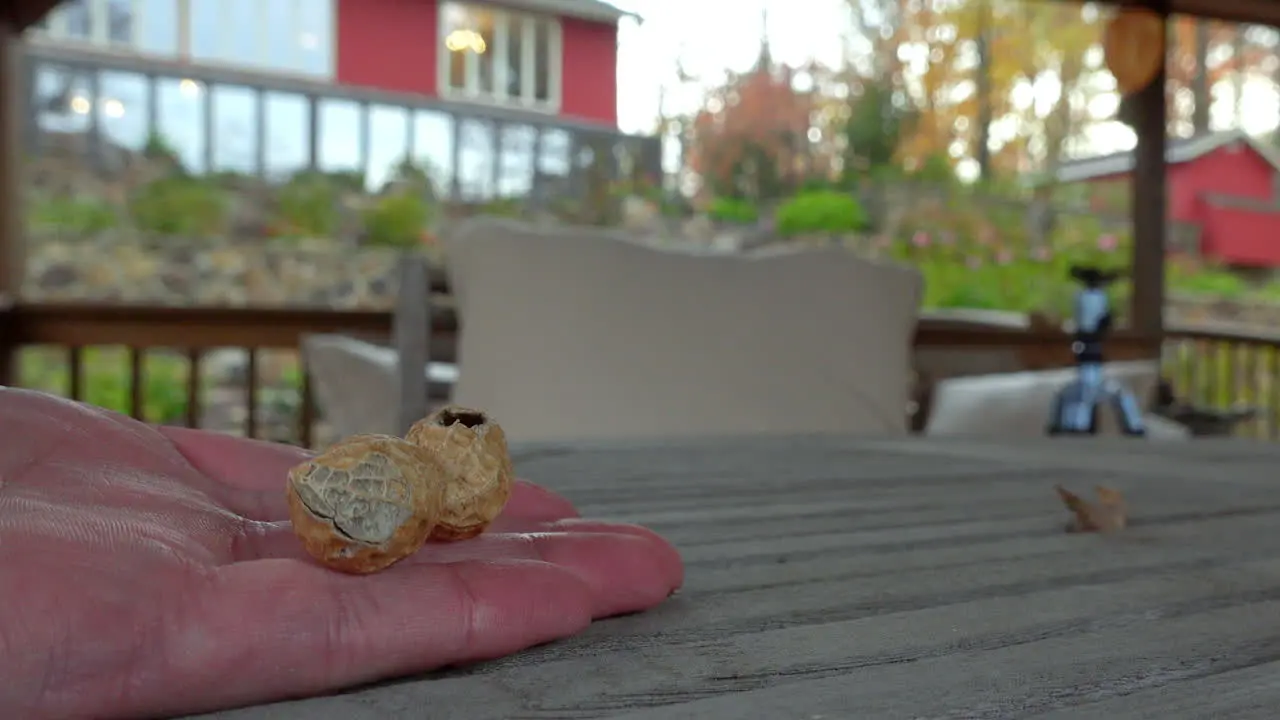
left=26, top=0, right=649, bottom=198
left=337, top=0, right=626, bottom=128
left=1056, top=130, right=1280, bottom=267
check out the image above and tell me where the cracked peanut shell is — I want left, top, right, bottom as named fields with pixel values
left=287, top=434, right=448, bottom=574
left=405, top=405, right=513, bottom=541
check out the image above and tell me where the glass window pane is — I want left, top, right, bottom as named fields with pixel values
left=414, top=110, right=455, bottom=197
left=296, top=0, right=334, bottom=77
left=225, top=0, right=260, bottom=66
left=366, top=105, right=409, bottom=193
left=137, top=0, right=179, bottom=55
left=457, top=118, right=495, bottom=200
left=188, top=0, right=220, bottom=61
left=537, top=128, right=570, bottom=176
left=534, top=20, right=552, bottom=102
left=106, top=0, right=135, bottom=44
left=98, top=71, right=150, bottom=152
left=34, top=65, right=92, bottom=138
left=505, top=15, right=526, bottom=100
left=156, top=78, right=208, bottom=174
left=62, top=0, right=92, bottom=39
left=263, top=92, right=310, bottom=180
left=476, top=10, right=496, bottom=95
left=264, top=0, right=294, bottom=69
left=498, top=125, right=535, bottom=197
left=317, top=98, right=363, bottom=175
left=211, top=85, right=259, bottom=175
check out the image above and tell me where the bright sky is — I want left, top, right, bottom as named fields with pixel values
left=606, top=0, right=1280, bottom=173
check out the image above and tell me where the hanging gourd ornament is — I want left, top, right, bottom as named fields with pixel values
left=1103, top=8, right=1165, bottom=95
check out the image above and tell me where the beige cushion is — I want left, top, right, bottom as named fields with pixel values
left=924, top=360, right=1189, bottom=440
left=444, top=217, right=924, bottom=443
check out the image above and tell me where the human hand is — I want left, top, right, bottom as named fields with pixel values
left=0, top=388, right=683, bottom=718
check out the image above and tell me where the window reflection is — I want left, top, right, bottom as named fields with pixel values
left=296, top=0, right=334, bottom=76
left=137, top=0, right=179, bottom=55
left=106, top=0, right=135, bottom=43
left=188, top=0, right=220, bottom=61
left=225, top=0, right=261, bottom=65
left=263, top=92, right=311, bottom=180
left=414, top=111, right=455, bottom=198
left=366, top=105, right=409, bottom=193
left=537, top=129, right=571, bottom=176
left=156, top=78, right=208, bottom=174
left=264, top=0, right=295, bottom=69
left=498, top=125, right=535, bottom=197
left=534, top=20, right=552, bottom=102
left=211, top=85, right=259, bottom=175
left=317, top=99, right=363, bottom=175
left=62, top=0, right=91, bottom=39
left=34, top=65, right=92, bottom=137
left=457, top=119, right=495, bottom=200
left=98, top=71, right=149, bottom=152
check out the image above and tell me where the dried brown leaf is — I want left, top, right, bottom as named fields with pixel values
left=1055, top=484, right=1127, bottom=533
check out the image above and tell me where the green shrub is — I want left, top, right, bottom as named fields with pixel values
left=775, top=190, right=870, bottom=237
left=706, top=197, right=759, bottom=224
left=273, top=172, right=341, bottom=238
left=363, top=192, right=432, bottom=248
left=129, top=177, right=228, bottom=236
left=20, top=347, right=193, bottom=424
left=27, top=196, right=120, bottom=235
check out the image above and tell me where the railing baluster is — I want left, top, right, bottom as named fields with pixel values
left=1271, top=346, right=1280, bottom=441
left=1249, top=340, right=1259, bottom=438
left=300, top=366, right=315, bottom=449
left=128, top=347, right=144, bottom=420
left=245, top=348, right=259, bottom=440
left=185, top=348, right=202, bottom=429
left=67, top=346, right=83, bottom=401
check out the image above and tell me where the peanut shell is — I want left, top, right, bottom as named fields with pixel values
left=405, top=406, right=513, bottom=541
left=287, top=434, right=448, bottom=574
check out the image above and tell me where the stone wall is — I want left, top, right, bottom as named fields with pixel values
left=23, top=232, right=427, bottom=309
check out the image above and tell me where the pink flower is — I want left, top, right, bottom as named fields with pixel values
left=1097, top=234, right=1118, bottom=252
left=912, top=231, right=930, bottom=248
left=1031, top=246, right=1052, bottom=262
left=995, top=249, right=1013, bottom=265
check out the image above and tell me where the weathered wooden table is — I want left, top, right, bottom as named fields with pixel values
left=205, top=435, right=1280, bottom=719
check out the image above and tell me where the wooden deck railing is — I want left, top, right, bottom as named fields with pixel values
left=0, top=291, right=1270, bottom=446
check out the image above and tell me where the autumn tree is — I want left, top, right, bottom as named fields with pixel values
left=684, top=55, right=818, bottom=200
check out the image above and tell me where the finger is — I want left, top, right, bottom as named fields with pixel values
left=233, top=525, right=681, bottom=616
left=134, top=559, right=594, bottom=718
left=541, top=519, right=685, bottom=593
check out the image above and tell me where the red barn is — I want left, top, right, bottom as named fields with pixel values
left=1055, top=130, right=1280, bottom=267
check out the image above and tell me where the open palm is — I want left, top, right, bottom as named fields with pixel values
left=0, top=388, right=683, bottom=719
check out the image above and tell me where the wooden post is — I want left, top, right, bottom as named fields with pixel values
left=0, top=21, right=25, bottom=387
left=393, top=253, right=431, bottom=436
left=1128, top=5, right=1168, bottom=339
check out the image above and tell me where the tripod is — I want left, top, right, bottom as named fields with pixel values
left=1046, top=266, right=1146, bottom=437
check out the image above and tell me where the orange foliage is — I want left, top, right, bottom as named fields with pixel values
left=686, top=65, right=816, bottom=197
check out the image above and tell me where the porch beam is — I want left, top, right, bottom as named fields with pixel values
left=1127, top=3, right=1169, bottom=337
left=0, top=20, right=22, bottom=386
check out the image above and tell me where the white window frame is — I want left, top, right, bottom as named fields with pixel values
left=30, top=0, right=338, bottom=81
left=437, top=1, right=562, bottom=113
